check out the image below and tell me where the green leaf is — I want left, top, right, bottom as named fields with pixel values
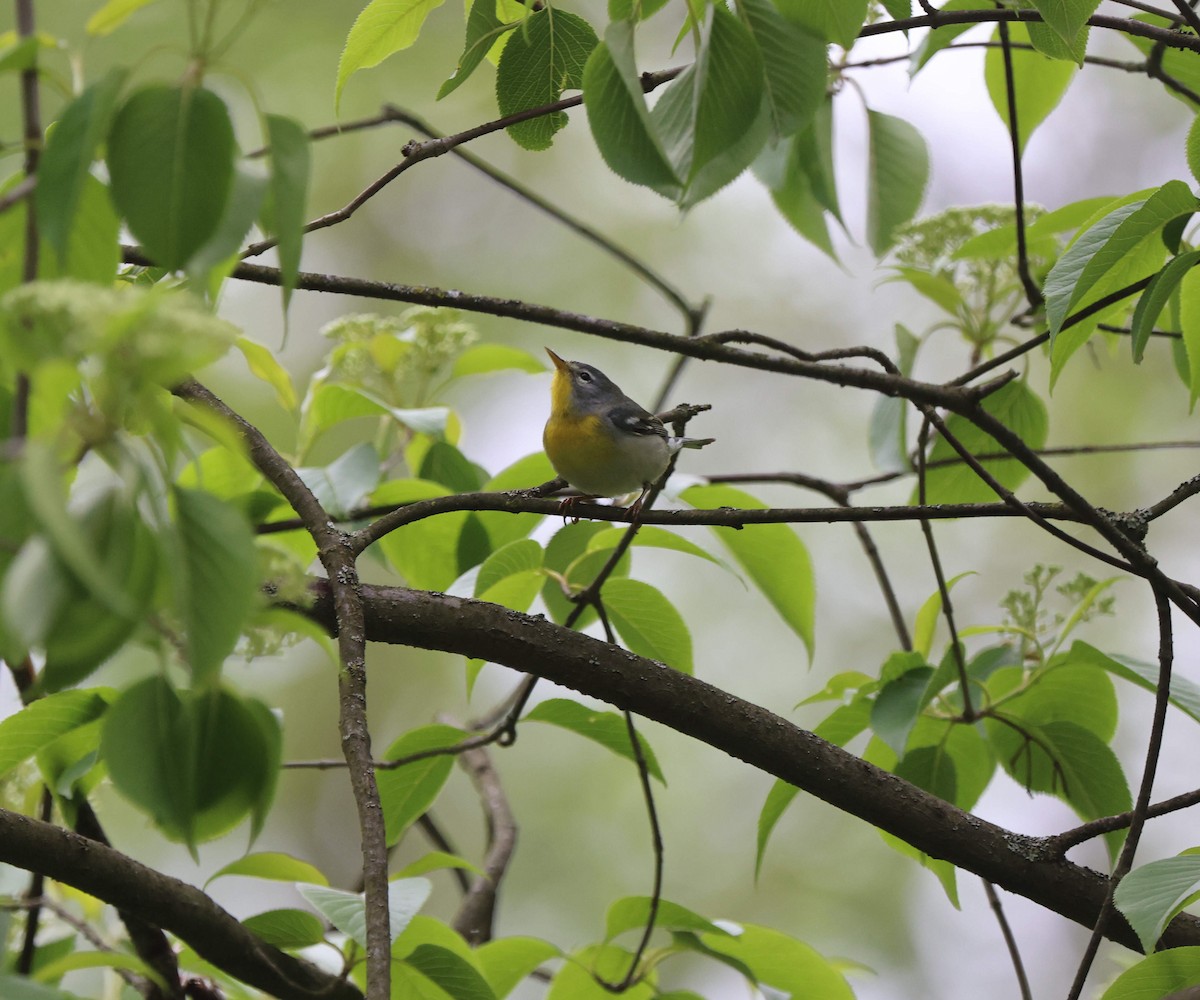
left=372, top=478, right=471, bottom=590
left=771, top=0, right=867, bottom=49
left=35, top=68, right=127, bottom=265
left=1066, top=641, right=1200, bottom=727
left=0, top=975, right=84, bottom=1000
left=652, top=5, right=769, bottom=208
left=605, top=897, right=728, bottom=940
left=1029, top=0, right=1099, bottom=53
left=393, top=851, right=484, bottom=880
left=1044, top=181, right=1197, bottom=337
left=451, top=343, right=544, bottom=377
left=477, top=937, right=562, bottom=999
left=916, top=379, right=1047, bottom=505
left=755, top=779, right=799, bottom=876
left=32, top=951, right=167, bottom=990
left=756, top=97, right=841, bottom=258
left=1114, top=856, right=1200, bottom=953
left=86, top=0, right=162, bottom=34
left=377, top=724, right=464, bottom=845
left=586, top=524, right=726, bottom=569
left=0, top=689, right=110, bottom=780
left=495, top=8, right=598, bottom=150
left=547, top=945, right=654, bottom=1000
left=475, top=451, right=556, bottom=552
left=683, top=484, right=815, bottom=658
left=262, top=114, right=310, bottom=309
left=475, top=538, right=543, bottom=595
left=242, top=909, right=327, bottom=949
left=1181, top=264, right=1200, bottom=405
left=697, top=923, right=854, bottom=1000
left=101, top=678, right=281, bottom=848
left=524, top=698, right=665, bottom=782
left=1097, top=947, right=1200, bottom=1000
left=736, top=0, right=827, bottom=139
left=185, top=161, right=268, bottom=289
left=107, top=85, right=236, bottom=271
left=336, top=0, right=448, bottom=108
left=870, top=666, right=935, bottom=756
left=440, top=0, right=518, bottom=99
left=581, top=23, right=681, bottom=198
left=419, top=440, right=486, bottom=494
left=866, top=110, right=928, bottom=256
left=207, top=852, right=329, bottom=888
left=38, top=174, right=121, bottom=286
left=909, top=0, right=979, bottom=74
left=1131, top=250, right=1200, bottom=362
left=1189, top=114, right=1200, bottom=185
left=602, top=577, right=693, bottom=674
left=986, top=717, right=1130, bottom=858
left=297, top=879, right=432, bottom=947
left=984, top=22, right=1077, bottom=154
left=174, top=487, right=259, bottom=684
left=405, top=944, right=497, bottom=1000
left=236, top=337, right=298, bottom=411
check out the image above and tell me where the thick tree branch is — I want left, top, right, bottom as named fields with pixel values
left=0, top=808, right=361, bottom=1000
left=307, top=580, right=1200, bottom=953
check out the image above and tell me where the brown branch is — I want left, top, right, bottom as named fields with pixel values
left=0, top=807, right=361, bottom=1000
left=1048, top=787, right=1200, bottom=855
left=984, top=880, right=1033, bottom=1000
left=448, top=740, right=517, bottom=945
left=173, top=380, right=390, bottom=998
left=304, top=579, right=1200, bottom=952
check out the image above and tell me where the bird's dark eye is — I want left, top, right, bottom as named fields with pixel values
left=578, top=371, right=593, bottom=383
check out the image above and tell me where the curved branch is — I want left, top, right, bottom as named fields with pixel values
left=0, top=808, right=361, bottom=1000
left=307, top=580, right=1200, bottom=953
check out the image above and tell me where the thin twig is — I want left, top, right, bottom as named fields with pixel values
left=983, top=881, right=1033, bottom=1000
left=1049, top=786, right=1200, bottom=855
left=174, top=380, right=390, bottom=999
left=1066, top=586, right=1175, bottom=998
left=996, top=17, right=1043, bottom=308
left=16, top=788, right=52, bottom=976
left=13, top=0, right=40, bottom=442
left=416, top=814, right=472, bottom=894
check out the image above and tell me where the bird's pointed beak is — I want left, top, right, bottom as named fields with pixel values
left=545, top=348, right=570, bottom=372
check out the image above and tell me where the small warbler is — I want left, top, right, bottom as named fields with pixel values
left=543, top=348, right=713, bottom=517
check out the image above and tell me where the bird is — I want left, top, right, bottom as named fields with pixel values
left=542, top=348, right=713, bottom=519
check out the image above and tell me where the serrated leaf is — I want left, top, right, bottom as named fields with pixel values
left=866, top=110, right=928, bottom=256
left=602, top=577, right=693, bottom=674
left=587, top=524, right=727, bottom=569
left=496, top=8, right=598, bottom=150
left=1189, top=114, right=1200, bottom=185
left=1044, top=180, right=1197, bottom=337
left=1114, top=856, right=1200, bottom=953
left=298, top=879, right=432, bottom=947
left=683, top=484, right=815, bottom=658
left=174, top=487, right=258, bottom=684
left=475, top=538, right=543, bottom=595
left=452, top=343, right=544, bottom=377
left=377, top=723, right=463, bottom=845
left=107, top=85, right=236, bottom=271
left=652, top=5, right=768, bottom=208
left=582, top=24, right=681, bottom=197
left=1181, top=264, right=1200, bottom=405
left=524, top=698, right=665, bottom=782
left=984, top=22, right=1077, bottom=154
left=440, top=0, right=518, bottom=99
left=737, top=0, right=827, bottom=139
left=36, top=68, right=127, bottom=264
left=1029, top=0, right=1099, bottom=52
left=772, top=0, right=867, bottom=49
left=336, top=0, right=448, bottom=108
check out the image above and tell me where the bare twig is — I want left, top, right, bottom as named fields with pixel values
left=174, top=380, right=390, bottom=998
left=1066, top=586, right=1175, bottom=998
left=983, top=881, right=1033, bottom=1000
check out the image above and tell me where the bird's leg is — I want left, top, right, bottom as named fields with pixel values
left=624, top=486, right=652, bottom=523
left=557, top=494, right=594, bottom=524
